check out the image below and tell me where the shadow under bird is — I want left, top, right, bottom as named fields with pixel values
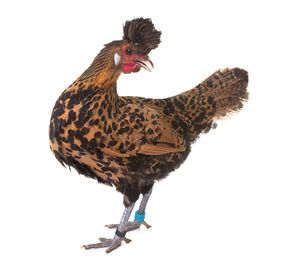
left=49, top=17, right=249, bottom=253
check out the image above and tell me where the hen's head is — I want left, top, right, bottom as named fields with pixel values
left=110, top=18, right=161, bottom=74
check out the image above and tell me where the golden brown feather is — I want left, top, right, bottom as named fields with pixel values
left=49, top=17, right=248, bottom=208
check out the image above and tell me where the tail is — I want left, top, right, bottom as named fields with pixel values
left=205, top=67, right=249, bottom=119
left=159, top=67, right=248, bottom=141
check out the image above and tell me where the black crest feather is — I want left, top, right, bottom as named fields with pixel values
left=123, top=18, right=161, bottom=55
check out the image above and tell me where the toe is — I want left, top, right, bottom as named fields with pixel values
left=105, top=224, right=119, bottom=228
left=105, top=242, right=122, bottom=253
left=142, top=221, right=152, bottom=228
left=123, top=237, right=132, bottom=243
left=98, top=237, right=110, bottom=242
left=81, top=242, right=106, bottom=249
left=124, top=222, right=141, bottom=232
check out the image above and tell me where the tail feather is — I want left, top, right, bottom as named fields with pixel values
left=166, top=67, right=249, bottom=140
left=207, top=67, right=249, bottom=119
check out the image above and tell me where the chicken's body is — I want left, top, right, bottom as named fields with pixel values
left=49, top=18, right=248, bottom=252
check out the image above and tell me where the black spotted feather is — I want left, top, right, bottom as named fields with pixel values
left=49, top=17, right=248, bottom=204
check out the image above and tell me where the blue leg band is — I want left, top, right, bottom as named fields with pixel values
left=134, top=210, right=146, bottom=222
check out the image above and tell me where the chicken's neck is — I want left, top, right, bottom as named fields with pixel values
left=79, top=46, right=122, bottom=87
left=63, top=46, right=123, bottom=113
left=64, top=66, right=121, bottom=116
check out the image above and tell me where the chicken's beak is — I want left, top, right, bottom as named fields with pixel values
left=134, top=58, right=154, bottom=72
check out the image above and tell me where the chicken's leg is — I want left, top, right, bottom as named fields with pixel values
left=82, top=203, right=135, bottom=253
left=106, top=188, right=152, bottom=232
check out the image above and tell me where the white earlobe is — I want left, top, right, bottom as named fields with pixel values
left=114, top=53, right=121, bottom=65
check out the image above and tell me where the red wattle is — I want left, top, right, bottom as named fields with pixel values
left=122, top=63, right=137, bottom=74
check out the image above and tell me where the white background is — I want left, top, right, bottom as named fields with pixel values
left=0, top=0, right=299, bottom=257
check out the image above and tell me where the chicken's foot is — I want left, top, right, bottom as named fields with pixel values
left=81, top=203, right=135, bottom=253
left=81, top=235, right=131, bottom=253
left=106, top=188, right=152, bottom=232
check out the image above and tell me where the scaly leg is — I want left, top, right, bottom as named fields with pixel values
left=82, top=203, right=135, bottom=253
left=106, top=188, right=152, bottom=232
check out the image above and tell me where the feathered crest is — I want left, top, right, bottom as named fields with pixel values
left=123, top=18, right=161, bottom=55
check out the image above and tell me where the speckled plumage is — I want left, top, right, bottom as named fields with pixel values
left=49, top=18, right=248, bottom=207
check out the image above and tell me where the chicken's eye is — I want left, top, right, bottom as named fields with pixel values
left=125, top=47, right=133, bottom=55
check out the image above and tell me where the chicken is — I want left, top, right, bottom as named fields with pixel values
left=49, top=17, right=248, bottom=252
